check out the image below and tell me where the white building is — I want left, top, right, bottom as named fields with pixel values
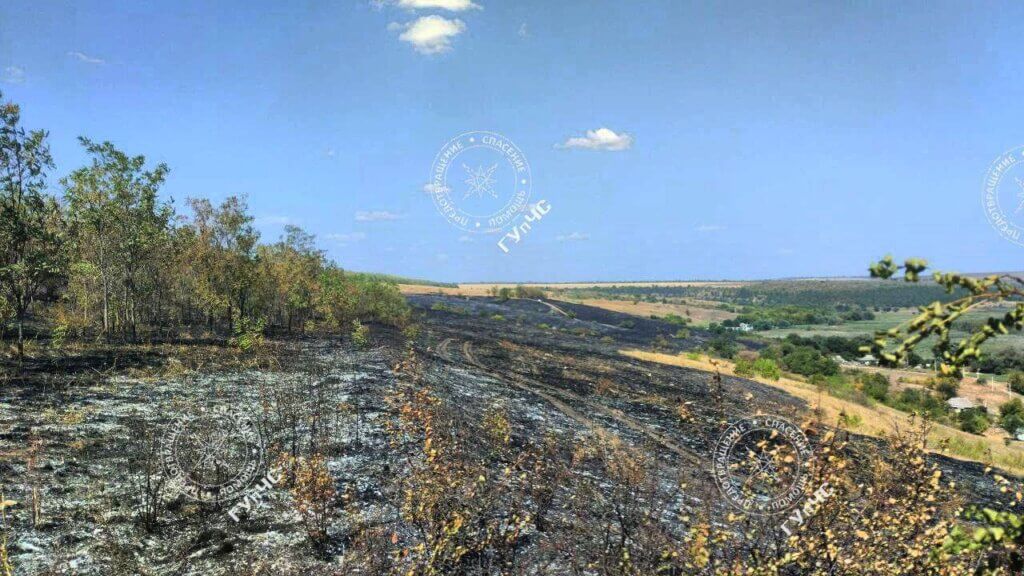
left=946, top=397, right=976, bottom=413
left=858, top=354, right=878, bottom=366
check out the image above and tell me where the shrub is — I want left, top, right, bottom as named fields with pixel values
left=513, top=285, right=545, bottom=299
left=753, top=358, right=781, bottom=381
left=351, top=319, right=369, bottom=349
left=1000, top=398, right=1024, bottom=435
left=733, top=358, right=755, bottom=377
left=663, top=313, right=688, bottom=326
left=230, top=315, right=265, bottom=352
left=958, top=407, right=990, bottom=435
left=707, top=336, right=738, bottom=359
left=839, top=411, right=862, bottom=428
left=780, top=345, right=839, bottom=377
left=857, top=372, right=890, bottom=402
left=1010, top=371, right=1024, bottom=395
left=291, top=453, right=336, bottom=544
left=50, top=323, right=68, bottom=352
left=933, top=377, right=959, bottom=400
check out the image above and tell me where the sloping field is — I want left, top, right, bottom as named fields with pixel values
left=621, top=349, right=1024, bottom=474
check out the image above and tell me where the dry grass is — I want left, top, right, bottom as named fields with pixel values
left=559, top=297, right=737, bottom=325
left=621, top=349, right=1024, bottom=475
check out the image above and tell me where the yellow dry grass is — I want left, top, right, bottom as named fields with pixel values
left=558, top=297, right=738, bottom=325
left=621, top=349, right=1024, bottom=475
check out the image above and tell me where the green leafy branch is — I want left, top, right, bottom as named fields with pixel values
left=864, top=255, right=1024, bottom=376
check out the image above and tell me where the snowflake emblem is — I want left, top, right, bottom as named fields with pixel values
left=463, top=163, right=498, bottom=199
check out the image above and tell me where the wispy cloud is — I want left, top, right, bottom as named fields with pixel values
left=375, top=0, right=479, bottom=10
left=323, top=148, right=337, bottom=158
left=518, top=23, right=529, bottom=38
left=390, top=15, right=467, bottom=54
left=557, top=232, right=590, bottom=242
left=397, top=0, right=480, bottom=10
left=423, top=182, right=450, bottom=195
left=254, top=215, right=296, bottom=226
left=558, top=128, right=633, bottom=151
left=355, top=210, right=404, bottom=222
left=67, top=51, right=105, bottom=65
left=458, top=235, right=474, bottom=243
left=327, top=232, right=368, bottom=244
left=1, top=66, right=25, bottom=84
left=695, top=224, right=724, bottom=233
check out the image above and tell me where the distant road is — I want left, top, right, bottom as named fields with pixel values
left=534, top=299, right=570, bottom=317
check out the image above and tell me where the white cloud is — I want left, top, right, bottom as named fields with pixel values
left=458, top=235, right=474, bottom=243
left=557, top=232, right=590, bottom=242
left=558, top=128, right=634, bottom=151
left=397, top=0, right=480, bottom=10
left=327, top=232, right=367, bottom=243
left=2, top=66, right=25, bottom=84
left=355, top=210, right=404, bottom=222
left=324, top=148, right=337, bottom=158
left=392, top=15, right=467, bottom=54
left=67, top=51, right=105, bottom=65
left=423, top=182, right=450, bottom=195
left=254, top=215, right=296, bottom=226
left=695, top=224, right=724, bottom=233
left=518, top=23, right=529, bottom=38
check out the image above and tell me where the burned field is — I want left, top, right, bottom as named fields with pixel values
left=0, top=295, right=1008, bottom=575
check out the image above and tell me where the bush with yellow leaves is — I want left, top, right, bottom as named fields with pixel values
left=291, top=453, right=336, bottom=544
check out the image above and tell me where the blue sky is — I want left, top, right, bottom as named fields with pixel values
left=1, top=0, right=1023, bottom=282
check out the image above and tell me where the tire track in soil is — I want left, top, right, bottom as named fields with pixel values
left=460, top=340, right=705, bottom=468
left=436, top=337, right=454, bottom=362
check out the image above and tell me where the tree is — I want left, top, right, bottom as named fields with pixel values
left=999, top=398, right=1024, bottom=436
left=864, top=255, right=1024, bottom=376
left=0, top=92, right=63, bottom=360
left=186, top=196, right=258, bottom=334
left=63, top=138, right=171, bottom=340
left=781, top=345, right=839, bottom=377
left=258, top=225, right=322, bottom=333
left=934, top=377, right=959, bottom=400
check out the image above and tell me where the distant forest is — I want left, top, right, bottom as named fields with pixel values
left=551, top=280, right=968, bottom=310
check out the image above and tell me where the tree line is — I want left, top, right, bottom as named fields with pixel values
left=0, top=91, right=408, bottom=360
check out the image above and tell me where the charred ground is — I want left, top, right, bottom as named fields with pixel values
left=0, top=295, right=1008, bottom=575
